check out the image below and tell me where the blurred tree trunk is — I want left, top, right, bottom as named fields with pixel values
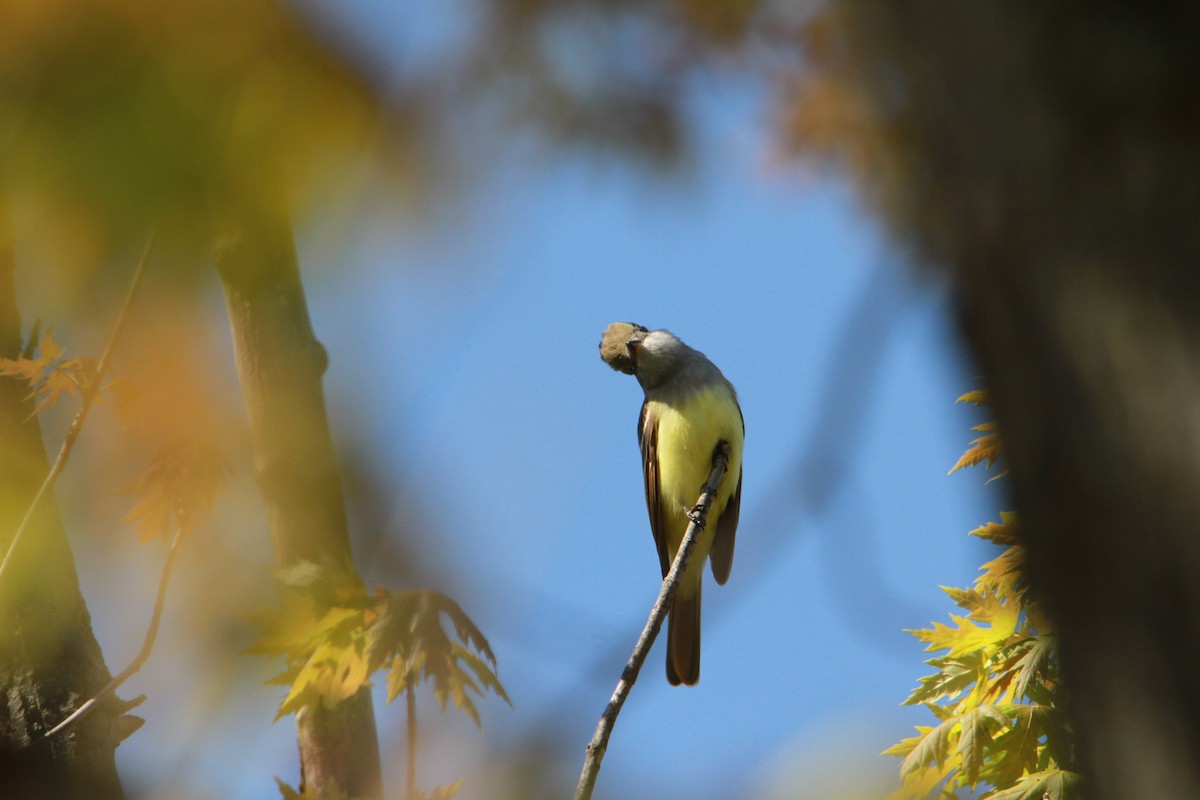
left=0, top=200, right=125, bottom=798
left=216, top=214, right=383, bottom=800
left=841, top=3, right=1200, bottom=797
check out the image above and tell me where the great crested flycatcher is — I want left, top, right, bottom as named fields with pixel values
left=600, top=322, right=744, bottom=685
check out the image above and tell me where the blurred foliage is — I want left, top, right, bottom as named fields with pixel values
left=0, top=0, right=400, bottom=279
left=0, top=0, right=878, bottom=274
left=0, top=327, right=95, bottom=416
left=884, top=393, right=1081, bottom=800
left=472, top=0, right=815, bottom=166
left=252, top=560, right=510, bottom=724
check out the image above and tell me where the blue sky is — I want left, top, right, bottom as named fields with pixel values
left=78, top=5, right=1007, bottom=799
left=302, top=105, right=999, bottom=800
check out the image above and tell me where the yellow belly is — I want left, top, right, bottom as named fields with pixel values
left=647, top=387, right=743, bottom=595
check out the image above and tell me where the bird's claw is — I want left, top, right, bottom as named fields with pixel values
left=686, top=503, right=708, bottom=527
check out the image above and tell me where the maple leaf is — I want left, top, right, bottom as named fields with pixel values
left=983, top=768, right=1083, bottom=800
left=978, top=546, right=1025, bottom=595
left=914, top=589, right=1020, bottom=657
left=898, top=716, right=957, bottom=778
left=253, top=565, right=510, bottom=731
left=882, top=732, right=926, bottom=759
left=366, top=589, right=510, bottom=726
left=250, top=571, right=372, bottom=721
left=903, top=654, right=983, bottom=706
left=1010, top=635, right=1057, bottom=700
left=988, top=704, right=1044, bottom=787
left=884, top=761, right=956, bottom=800
left=949, top=425, right=1004, bottom=475
left=971, top=513, right=1022, bottom=545
left=275, top=636, right=371, bottom=720
left=958, top=704, right=1009, bottom=788
left=0, top=328, right=98, bottom=416
left=999, top=703, right=1072, bottom=772
left=121, top=439, right=228, bottom=542
left=956, top=390, right=990, bottom=407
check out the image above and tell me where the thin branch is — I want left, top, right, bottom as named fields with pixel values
left=573, top=441, right=731, bottom=800
left=0, top=233, right=155, bottom=587
left=45, top=523, right=185, bottom=739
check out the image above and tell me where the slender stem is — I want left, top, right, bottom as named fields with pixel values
left=0, top=233, right=155, bottom=587
left=218, top=217, right=381, bottom=799
left=406, top=684, right=417, bottom=800
left=45, top=523, right=185, bottom=738
left=573, top=442, right=731, bottom=800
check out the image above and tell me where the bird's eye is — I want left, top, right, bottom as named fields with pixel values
left=625, top=339, right=640, bottom=354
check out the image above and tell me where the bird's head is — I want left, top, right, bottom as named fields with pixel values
left=599, top=321, right=648, bottom=375
left=600, top=322, right=686, bottom=389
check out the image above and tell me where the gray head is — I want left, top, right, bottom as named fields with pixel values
left=624, top=328, right=694, bottom=391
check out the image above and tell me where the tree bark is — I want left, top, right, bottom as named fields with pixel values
left=0, top=198, right=126, bottom=799
left=216, top=214, right=382, bottom=799
left=840, top=3, right=1200, bottom=797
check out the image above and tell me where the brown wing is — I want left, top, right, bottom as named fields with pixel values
left=709, top=399, right=743, bottom=585
left=639, top=401, right=670, bottom=578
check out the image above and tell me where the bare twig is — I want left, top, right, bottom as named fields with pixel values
left=573, top=441, right=731, bottom=800
left=45, top=523, right=184, bottom=738
left=0, top=233, right=155, bottom=587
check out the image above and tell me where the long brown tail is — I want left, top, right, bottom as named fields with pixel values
left=667, top=585, right=701, bottom=686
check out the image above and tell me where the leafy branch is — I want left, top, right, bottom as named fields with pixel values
left=253, top=564, right=510, bottom=800
left=573, top=441, right=731, bottom=800
left=885, top=392, right=1081, bottom=800
left=0, top=233, right=154, bottom=587
left=45, top=438, right=229, bottom=738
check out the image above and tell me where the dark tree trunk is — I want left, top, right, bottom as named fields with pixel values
left=0, top=200, right=125, bottom=798
left=216, top=214, right=382, bottom=800
left=842, top=3, right=1200, bottom=797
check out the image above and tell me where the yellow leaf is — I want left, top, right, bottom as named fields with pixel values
left=956, top=390, right=989, bottom=406
left=0, top=329, right=95, bottom=415
left=915, top=591, right=1020, bottom=657
left=121, top=439, right=228, bottom=542
left=948, top=431, right=1003, bottom=474
left=970, top=514, right=1021, bottom=545
left=978, top=546, right=1024, bottom=593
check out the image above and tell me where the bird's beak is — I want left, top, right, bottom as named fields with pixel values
left=625, top=334, right=645, bottom=368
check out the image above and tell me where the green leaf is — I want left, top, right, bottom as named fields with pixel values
left=365, top=589, right=509, bottom=725
left=899, top=716, right=956, bottom=778
left=1011, top=635, right=1056, bottom=700
left=958, top=705, right=1008, bottom=788
left=989, top=705, right=1042, bottom=787
left=882, top=732, right=926, bottom=759
left=903, top=654, right=983, bottom=706
left=984, top=769, right=1083, bottom=800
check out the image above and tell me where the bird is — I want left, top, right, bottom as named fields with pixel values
left=599, top=322, right=744, bottom=685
